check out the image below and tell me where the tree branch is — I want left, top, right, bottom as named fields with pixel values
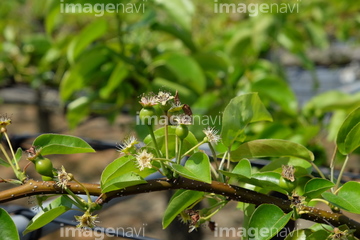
left=1, top=177, right=360, bottom=237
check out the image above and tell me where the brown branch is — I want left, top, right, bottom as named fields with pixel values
left=1, top=177, right=360, bottom=237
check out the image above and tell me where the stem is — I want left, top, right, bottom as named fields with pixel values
left=182, top=139, right=206, bottom=158
left=208, top=143, right=219, bottom=180
left=329, top=147, right=338, bottom=184
left=64, top=188, right=87, bottom=210
left=176, top=139, right=183, bottom=165
left=208, top=143, right=219, bottom=169
left=73, top=178, right=92, bottom=205
left=115, top=12, right=125, bottom=56
left=218, top=151, right=228, bottom=171
left=309, top=198, right=330, bottom=205
left=165, top=117, right=169, bottom=159
left=3, top=132, right=19, bottom=170
left=310, top=161, right=326, bottom=179
left=147, top=125, right=162, bottom=158
left=201, top=201, right=227, bottom=221
left=0, top=144, right=17, bottom=173
left=334, top=155, right=349, bottom=190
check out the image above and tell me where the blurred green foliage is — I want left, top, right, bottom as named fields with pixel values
left=1, top=0, right=360, bottom=163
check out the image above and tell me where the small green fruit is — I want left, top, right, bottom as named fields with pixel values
left=35, top=157, right=54, bottom=177
left=279, top=176, right=296, bottom=192
left=139, top=107, right=156, bottom=125
left=175, top=124, right=189, bottom=140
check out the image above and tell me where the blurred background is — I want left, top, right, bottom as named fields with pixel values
left=1, top=0, right=360, bottom=239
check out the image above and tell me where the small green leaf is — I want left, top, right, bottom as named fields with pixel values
left=304, top=178, right=334, bottom=199
left=248, top=204, right=293, bottom=240
left=171, top=152, right=211, bottom=183
left=23, top=196, right=73, bottom=235
left=162, top=190, right=204, bottom=229
left=336, top=106, right=360, bottom=155
left=221, top=93, right=273, bottom=147
left=154, top=0, right=194, bottom=31
left=0, top=157, right=10, bottom=167
left=101, top=172, right=147, bottom=193
left=232, top=159, right=252, bottom=178
left=14, top=148, right=22, bottom=163
left=260, top=158, right=312, bottom=175
left=33, top=134, right=95, bottom=155
left=251, top=77, right=297, bottom=116
left=101, top=155, right=154, bottom=193
left=151, top=52, right=206, bottom=95
left=99, top=61, right=128, bottom=99
left=344, top=122, right=360, bottom=155
left=230, top=139, right=314, bottom=162
left=322, top=181, right=360, bottom=214
left=220, top=171, right=287, bottom=195
left=0, top=208, right=20, bottom=240
left=219, top=159, right=252, bottom=181
left=67, top=19, right=107, bottom=63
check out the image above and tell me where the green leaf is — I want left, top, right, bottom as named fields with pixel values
left=322, top=181, right=360, bottom=214
left=151, top=52, right=206, bottom=95
left=220, top=171, right=288, bottom=195
left=337, top=106, right=360, bottom=155
left=14, top=147, right=22, bottom=162
left=101, top=172, right=147, bottom=193
left=0, top=157, right=10, bottom=167
left=67, top=19, right=107, bottom=64
left=101, top=155, right=155, bottom=193
left=0, top=208, right=20, bottom=240
left=99, top=61, right=128, bottom=99
left=232, top=158, right=252, bottom=178
left=248, top=204, right=293, bottom=240
left=260, top=158, right=312, bottom=175
left=143, top=126, right=198, bottom=159
left=219, top=159, right=252, bottom=181
left=220, top=93, right=273, bottom=147
left=162, top=190, right=204, bottom=229
left=171, top=152, right=211, bottom=183
left=230, top=139, right=314, bottom=162
left=33, top=134, right=95, bottom=155
left=60, top=46, right=110, bottom=100
left=304, top=178, right=334, bottom=199
left=251, top=77, right=297, bottom=115
left=23, top=196, right=73, bottom=235
left=154, top=0, right=194, bottom=31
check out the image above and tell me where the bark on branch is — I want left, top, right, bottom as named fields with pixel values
left=1, top=177, right=359, bottom=237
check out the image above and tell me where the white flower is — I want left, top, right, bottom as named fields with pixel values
left=139, top=93, right=158, bottom=107
left=117, top=136, right=139, bottom=154
left=135, top=149, right=153, bottom=171
left=203, top=127, right=221, bottom=145
left=156, top=91, right=174, bottom=105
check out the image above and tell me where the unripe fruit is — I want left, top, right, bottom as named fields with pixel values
left=279, top=176, right=297, bottom=193
left=139, top=107, right=156, bottom=126
left=175, top=124, right=189, bottom=140
left=35, top=157, right=54, bottom=178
